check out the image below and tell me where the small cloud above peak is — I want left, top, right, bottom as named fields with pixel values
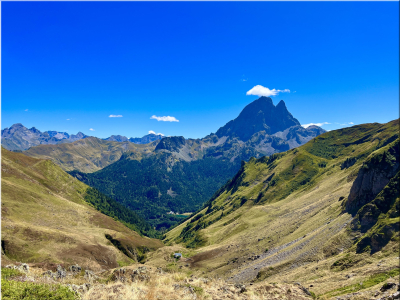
left=151, top=115, right=179, bottom=122
left=89, top=128, right=95, bottom=131
left=302, top=122, right=331, bottom=128
left=148, top=130, right=164, bottom=136
left=66, top=119, right=70, bottom=121
left=246, top=85, right=290, bottom=97
left=25, top=109, right=28, bottom=111
left=109, top=115, right=123, bottom=118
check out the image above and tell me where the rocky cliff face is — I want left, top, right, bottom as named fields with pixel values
left=216, top=97, right=300, bottom=141
left=346, top=139, right=400, bottom=254
left=352, top=170, right=399, bottom=254
left=346, top=139, right=399, bottom=213
left=1, top=123, right=88, bottom=151
left=155, top=136, right=186, bottom=152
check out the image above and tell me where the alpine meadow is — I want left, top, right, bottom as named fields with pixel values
left=1, top=2, right=399, bottom=300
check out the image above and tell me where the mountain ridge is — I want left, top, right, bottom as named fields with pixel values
left=1, top=123, right=165, bottom=151
left=23, top=136, right=157, bottom=173
left=105, top=133, right=164, bottom=144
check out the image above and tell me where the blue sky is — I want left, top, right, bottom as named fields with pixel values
left=2, top=2, right=399, bottom=139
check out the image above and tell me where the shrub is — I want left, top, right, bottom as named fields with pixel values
left=1, top=280, right=77, bottom=300
left=1, top=268, right=24, bottom=280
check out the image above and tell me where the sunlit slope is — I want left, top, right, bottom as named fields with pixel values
left=24, top=136, right=156, bottom=173
left=165, top=120, right=399, bottom=286
left=1, top=148, right=162, bottom=271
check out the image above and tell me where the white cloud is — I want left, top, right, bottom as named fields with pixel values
left=148, top=130, right=164, bottom=136
left=89, top=128, right=95, bottom=131
left=66, top=119, right=70, bottom=121
left=109, top=115, right=123, bottom=118
left=246, top=85, right=290, bottom=97
left=25, top=109, right=28, bottom=111
left=336, top=122, right=353, bottom=126
left=301, top=122, right=331, bottom=128
left=150, top=115, right=179, bottom=122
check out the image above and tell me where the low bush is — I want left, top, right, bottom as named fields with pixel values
left=1, top=280, right=77, bottom=300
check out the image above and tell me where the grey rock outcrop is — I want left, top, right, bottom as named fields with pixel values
left=110, top=266, right=150, bottom=283
left=69, top=264, right=82, bottom=273
left=5, top=263, right=29, bottom=273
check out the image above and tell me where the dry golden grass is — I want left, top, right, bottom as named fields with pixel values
left=81, top=268, right=313, bottom=300
left=1, top=148, right=162, bottom=271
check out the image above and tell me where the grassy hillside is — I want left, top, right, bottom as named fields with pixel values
left=1, top=147, right=163, bottom=271
left=164, top=120, right=399, bottom=298
left=23, top=137, right=157, bottom=173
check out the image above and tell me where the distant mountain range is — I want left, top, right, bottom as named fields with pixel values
left=1, top=124, right=164, bottom=151
left=1, top=123, right=88, bottom=151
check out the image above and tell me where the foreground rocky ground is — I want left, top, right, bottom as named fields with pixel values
left=2, top=259, right=400, bottom=300
left=2, top=262, right=313, bottom=300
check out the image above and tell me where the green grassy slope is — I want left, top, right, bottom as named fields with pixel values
left=23, top=137, right=156, bottom=173
left=163, top=120, right=399, bottom=298
left=1, top=148, right=163, bottom=270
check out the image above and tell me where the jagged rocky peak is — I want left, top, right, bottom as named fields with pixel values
left=3, top=123, right=27, bottom=135
left=155, top=136, right=185, bottom=152
left=72, top=132, right=86, bottom=139
left=47, top=131, right=70, bottom=139
left=29, top=127, right=42, bottom=134
left=10, top=123, right=25, bottom=129
left=216, top=97, right=300, bottom=142
left=105, top=135, right=129, bottom=142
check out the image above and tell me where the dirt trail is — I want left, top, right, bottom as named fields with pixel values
left=228, top=216, right=352, bottom=283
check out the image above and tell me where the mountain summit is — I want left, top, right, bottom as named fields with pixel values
left=216, top=97, right=300, bottom=141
